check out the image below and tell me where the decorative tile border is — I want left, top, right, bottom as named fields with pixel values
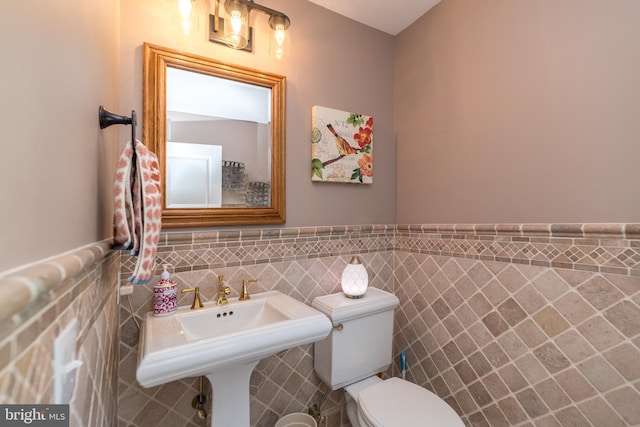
left=396, top=224, right=640, bottom=277
left=120, top=223, right=639, bottom=281
left=119, top=225, right=396, bottom=280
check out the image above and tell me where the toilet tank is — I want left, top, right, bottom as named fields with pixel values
left=312, top=288, right=399, bottom=390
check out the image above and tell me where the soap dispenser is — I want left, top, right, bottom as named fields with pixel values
left=153, top=264, right=177, bottom=316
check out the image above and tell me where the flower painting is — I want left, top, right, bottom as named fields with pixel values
left=311, top=106, right=373, bottom=184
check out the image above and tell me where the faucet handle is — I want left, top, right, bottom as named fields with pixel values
left=181, top=287, right=204, bottom=310
left=239, top=279, right=257, bottom=301
left=216, top=275, right=231, bottom=305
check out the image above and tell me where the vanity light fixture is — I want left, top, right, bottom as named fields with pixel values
left=209, top=0, right=290, bottom=59
left=341, top=256, right=369, bottom=299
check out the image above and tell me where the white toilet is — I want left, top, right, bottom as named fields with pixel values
left=312, top=288, right=464, bottom=427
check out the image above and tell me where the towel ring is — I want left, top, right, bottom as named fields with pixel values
left=99, top=106, right=137, bottom=144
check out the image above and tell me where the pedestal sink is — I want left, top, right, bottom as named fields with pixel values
left=136, top=291, right=332, bottom=427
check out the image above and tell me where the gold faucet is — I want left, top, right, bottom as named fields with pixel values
left=239, top=279, right=257, bottom=301
left=217, top=275, right=231, bottom=305
left=181, top=287, right=203, bottom=310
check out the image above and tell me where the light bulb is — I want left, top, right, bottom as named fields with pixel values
left=274, top=24, right=286, bottom=46
left=230, top=10, right=243, bottom=36
left=178, top=0, right=192, bottom=19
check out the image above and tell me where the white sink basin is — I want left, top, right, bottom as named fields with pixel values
left=178, top=298, right=289, bottom=341
left=136, top=290, right=332, bottom=427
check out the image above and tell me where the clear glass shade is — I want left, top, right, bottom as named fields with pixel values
left=341, top=256, right=368, bottom=298
left=223, top=0, right=249, bottom=49
left=269, top=15, right=290, bottom=60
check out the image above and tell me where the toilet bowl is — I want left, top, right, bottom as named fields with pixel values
left=312, top=288, right=464, bottom=427
left=346, top=377, right=463, bottom=427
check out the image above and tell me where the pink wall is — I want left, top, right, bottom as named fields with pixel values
left=395, top=0, right=640, bottom=224
left=120, top=0, right=397, bottom=230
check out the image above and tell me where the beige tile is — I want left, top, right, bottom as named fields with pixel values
left=496, top=298, right=527, bottom=327
left=555, top=368, right=597, bottom=401
left=497, top=330, right=527, bottom=359
left=468, top=321, right=494, bottom=348
left=605, top=386, right=640, bottom=426
left=442, top=287, right=465, bottom=310
left=483, top=342, right=510, bottom=369
left=534, top=378, right=571, bottom=410
left=604, top=300, right=640, bottom=337
left=482, top=311, right=509, bottom=337
left=441, top=367, right=464, bottom=394
left=531, top=270, right=570, bottom=301
left=467, top=411, right=490, bottom=427
left=553, top=292, right=596, bottom=326
left=442, top=314, right=464, bottom=338
left=496, top=265, right=529, bottom=293
left=432, top=297, right=452, bottom=320
left=468, top=292, right=493, bottom=317
left=533, top=342, right=570, bottom=374
left=467, top=262, right=495, bottom=287
left=514, top=353, right=548, bottom=384
left=454, top=332, right=478, bottom=356
left=578, top=356, right=625, bottom=393
left=483, top=372, right=510, bottom=400
left=578, top=396, right=627, bottom=427
left=577, top=315, right=625, bottom=352
left=482, top=279, right=509, bottom=306
left=498, top=363, right=528, bottom=393
left=467, top=381, right=493, bottom=407
left=468, top=351, right=492, bottom=378
left=577, top=275, right=625, bottom=310
left=603, top=343, right=640, bottom=381
left=533, top=306, right=570, bottom=338
left=454, top=303, right=479, bottom=328
left=453, top=275, right=479, bottom=299
left=454, top=360, right=478, bottom=384
left=516, top=388, right=549, bottom=418
left=481, top=404, right=510, bottom=427
left=442, top=341, right=464, bottom=365
left=514, top=285, right=547, bottom=315
left=553, top=329, right=596, bottom=363
left=554, top=406, right=591, bottom=427
left=454, top=388, right=479, bottom=414
left=497, top=396, right=529, bottom=425
left=515, top=319, right=548, bottom=348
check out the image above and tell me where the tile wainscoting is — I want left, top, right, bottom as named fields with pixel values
left=118, top=225, right=395, bottom=426
left=394, top=225, right=639, bottom=426
left=0, top=241, right=119, bottom=426
left=119, top=223, right=639, bottom=427
left=0, top=224, right=635, bottom=426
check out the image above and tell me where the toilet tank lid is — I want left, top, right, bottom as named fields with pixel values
left=311, top=288, right=399, bottom=323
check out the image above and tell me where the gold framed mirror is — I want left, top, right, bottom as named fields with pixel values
left=143, top=43, right=286, bottom=227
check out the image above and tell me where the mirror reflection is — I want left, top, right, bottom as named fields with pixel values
left=166, top=68, right=272, bottom=208
left=143, top=43, right=286, bottom=227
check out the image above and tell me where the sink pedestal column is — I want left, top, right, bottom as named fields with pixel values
left=205, top=361, right=259, bottom=427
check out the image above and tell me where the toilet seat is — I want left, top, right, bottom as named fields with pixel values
left=357, top=378, right=464, bottom=427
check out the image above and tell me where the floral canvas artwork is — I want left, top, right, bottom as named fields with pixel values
left=311, top=105, right=373, bottom=184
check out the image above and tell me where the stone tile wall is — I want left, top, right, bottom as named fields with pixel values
left=0, top=241, right=119, bottom=426
left=394, top=224, right=640, bottom=426
left=118, top=225, right=395, bottom=427
left=118, top=223, right=639, bottom=427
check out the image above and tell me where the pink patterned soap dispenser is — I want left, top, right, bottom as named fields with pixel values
left=153, top=264, right=177, bottom=317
